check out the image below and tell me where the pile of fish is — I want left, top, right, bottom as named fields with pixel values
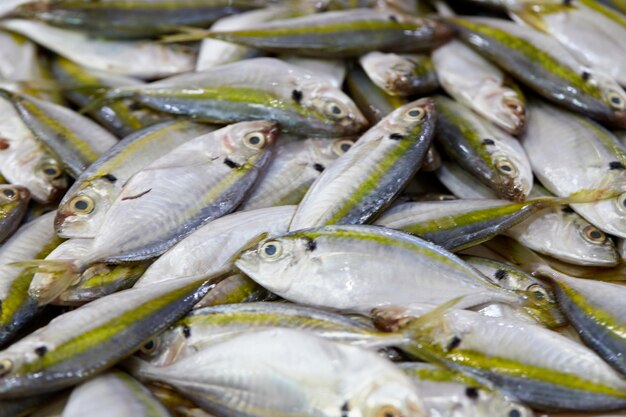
left=1, top=0, right=626, bottom=416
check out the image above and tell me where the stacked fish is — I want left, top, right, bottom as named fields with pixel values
left=0, top=0, right=626, bottom=416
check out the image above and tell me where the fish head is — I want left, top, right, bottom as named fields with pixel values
left=0, top=184, right=30, bottom=210
left=234, top=233, right=310, bottom=294
left=316, top=137, right=356, bottom=164
left=55, top=179, right=116, bottom=238
left=484, top=140, right=533, bottom=202
left=32, top=155, right=68, bottom=204
left=357, top=376, right=426, bottom=417
left=555, top=210, right=619, bottom=266
left=580, top=191, right=626, bottom=240
left=520, top=282, right=566, bottom=328
left=594, top=75, right=626, bottom=128
left=136, top=328, right=186, bottom=367
left=221, top=120, right=278, bottom=167
left=480, top=85, right=527, bottom=136
left=383, top=97, right=436, bottom=140
left=305, top=86, right=369, bottom=136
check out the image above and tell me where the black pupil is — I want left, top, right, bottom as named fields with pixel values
left=612, top=96, right=621, bottom=105
left=509, top=409, right=521, bottom=417
left=384, top=413, right=394, bottom=417
left=589, top=230, right=602, bottom=239
left=340, top=143, right=351, bottom=152
left=264, top=244, right=277, bottom=256
left=44, top=168, right=57, bottom=176
left=622, top=198, right=626, bottom=207
left=500, top=164, right=512, bottom=172
left=3, top=190, right=15, bottom=198
left=249, top=136, right=261, bottom=145
left=143, top=340, right=154, bottom=350
left=74, top=200, right=89, bottom=210
left=331, top=105, right=342, bottom=115
left=408, top=109, right=421, bottom=117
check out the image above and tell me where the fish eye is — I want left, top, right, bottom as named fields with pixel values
left=527, top=284, right=548, bottom=301
left=581, top=225, right=607, bottom=244
left=495, top=157, right=518, bottom=177
left=332, top=139, right=354, bottom=156
left=325, top=101, right=348, bottom=119
left=508, top=409, right=522, bottom=417
left=375, top=405, right=402, bottom=417
left=139, top=339, right=159, bottom=355
left=607, top=90, right=625, bottom=111
left=243, top=132, right=267, bottom=149
left=503, top=97, right=525, bottom=115
left=259, top=240, right=282, bottom=260
left=0, top=187, right=19, bottom=201
left=41, top=163, right=62, bottom=179
left=403, top=106, right=426, bottom=121
left=70, top=195, right=95, bottom=214
left=0, top=359, right=12, bottom=377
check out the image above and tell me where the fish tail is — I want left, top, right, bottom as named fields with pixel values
left=556, top=186, right=621, bottom=206
left=11, top=259, right=86, bottom=306
left=78, top=87, right=134, bottom=114
left=159, top=27, right=213, bottom=43
left=122, top=356, right=162, bottom=382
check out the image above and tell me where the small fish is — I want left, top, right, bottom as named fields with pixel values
left=166, top=8, right=453, bottom=57
left=193, top=273, right=272, bottom=309
left=0, top=212, right=63, bottom=348
left=522, top=100, right=626, bottom=238
left=359, top=52, right=438, bottom=96
left=0, top=185, right=30, bottom=243
left=139, top=302, right=407, bottom=367
left=432, top=40, right=526, bottom=135
left=62, top=371, right=172, bottom=417
left=375, top=305, right=626, bottom=412
left=374, top=197, right=561, bottom=252
left=241, top=137, right=354, bottom=210
left=0, top=270, right=229, bottom=398
left=50, top=56, right=169, bottom=138
left=127, top=328, right=426, bottom=417
left=9, top=0, right=269, bottom=39
left=0, top=88, right=117, bottom=178
left=0, top=96, right=68, bottom=203
left=0, top=19, right=196, bottom=78
left=235, top=224, right=562, bottom=327
left=399, top=362, right=534, bottom=417
left=88, top=58, right=367, bottom=137
left=289, top=98, right=436, bottom=230
left=434, top=95, right=533, bottom=201
left=30, top=239, right=150, bottom=306
left=449, top=17, right=626, bottom=128
left=134, top=205, right=295, bottom=287
left=55, top=120, right=215, bottom=239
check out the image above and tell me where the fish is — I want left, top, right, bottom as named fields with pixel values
left=9, top=0, right=269, bottom=39
left=240, top=137, right=355, bottom=210
left=55, top=120, right=215, bottom=239
left=139, top=302, right=407, bottom=367
left=374, top=197, right=562, bottom=252
left=512, top=0, right=626, bottom=86
left=50, top=56, right=170, bottom=138
left=375, top=305, right=626, bottom=412
left=134, top=205, right=296, bottom=287
left=0, top=19, right=196, bottom=78
left=432, top=40, right=526, bottom=135
left=449, top=17, right=626, bottom=128
left=399, top=362, right=534, bottom=417
left=234, top=224, right=562, bottom=326
left=0, top=96, right=68, bottom=204
left=165, top=8, right=453, bottom=57
left=35, top=121, right=276, bottom=304
left=0, top=185, right=30, bottom=243
left=0, top=88, right=117, bottom=178
left=62, top=371, right=171, bottom=417
left=192, top=273, right=272, bottom=309
left=359, top=52, right=438, bottom=96
left=0, top=270, right=229, bottom=398
left=289, top=98, right=436, bottom=230
left=29, top=239, right=150, bottom=306
left=127, top=328, right=426, bottom=417
left=0, top=212, right=63, bottom=348
left=522, top=100, right=626, bottom=238
left=434, top=95, right=533, bottom=201
left=87, top=58, right=368, bottom=137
